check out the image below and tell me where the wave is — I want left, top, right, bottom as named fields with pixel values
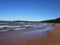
left=0, top=23, right=54, bottom=32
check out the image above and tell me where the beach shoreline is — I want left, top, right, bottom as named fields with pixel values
left=23, top=23, right=60, bottom=45
left=0, top=23, right=60, bottom=45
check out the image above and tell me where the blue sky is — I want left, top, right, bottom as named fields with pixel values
left=0, top=0, right=60, bottom=21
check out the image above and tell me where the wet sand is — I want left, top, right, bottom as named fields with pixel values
left=25, top=23, right=60, bottom=45
left=0, top=24, right=60, bottom=45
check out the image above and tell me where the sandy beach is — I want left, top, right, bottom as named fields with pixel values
left=0, top=24, right=60, bottom=45
left=26, top=23, right=60, bottom=45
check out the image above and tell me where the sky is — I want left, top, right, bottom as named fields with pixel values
left=0, top=0, right=60, bottom=21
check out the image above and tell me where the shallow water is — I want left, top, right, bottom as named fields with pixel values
left=0, top=30, right=49, bottom=45
left=0, top=24, right=54, bottom=45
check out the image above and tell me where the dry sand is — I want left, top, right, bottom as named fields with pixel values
left=0, top=24, right=60, bottom=45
